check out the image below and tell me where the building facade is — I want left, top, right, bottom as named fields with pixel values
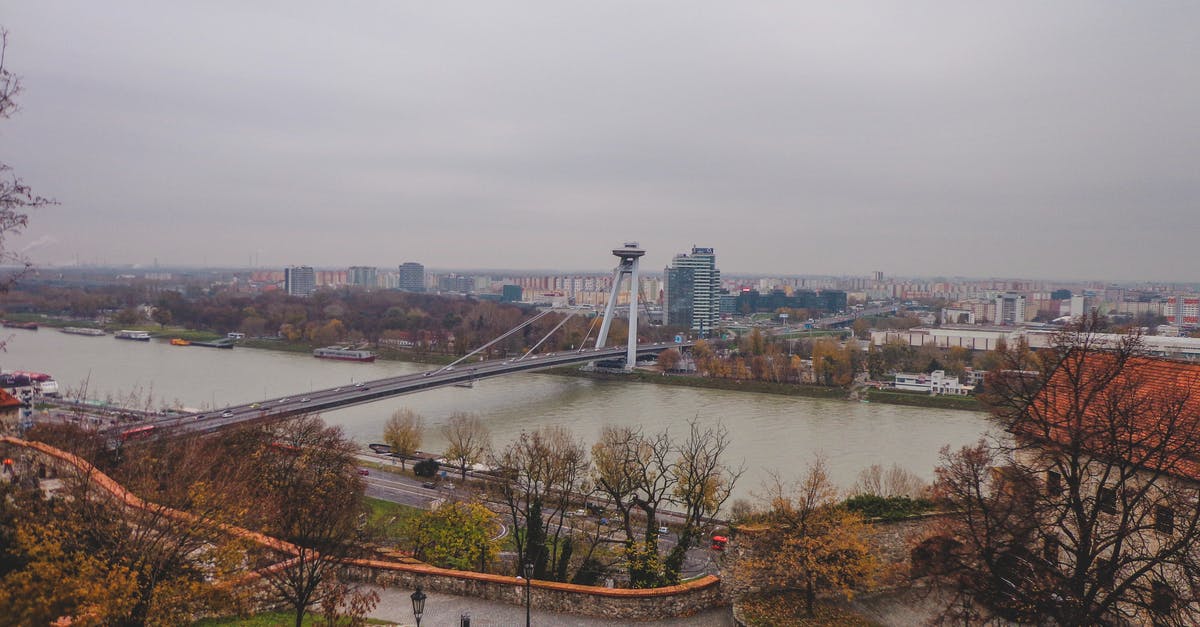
left=664, top=246, right=720, bottom=336
left=347, top=266, right=377, bottom=288
left=284, top=266, right=316, bottom=296
left=398, top=262, right=425, bottom=292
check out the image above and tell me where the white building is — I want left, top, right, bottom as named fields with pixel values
left=893, top=370, right=975, bottom=395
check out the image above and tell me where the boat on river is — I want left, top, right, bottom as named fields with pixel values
left=313, top=346, right=377, bottom=362
left=115, top=330, right=151, bottom=341
left=61, top=327, right=106, bottom=336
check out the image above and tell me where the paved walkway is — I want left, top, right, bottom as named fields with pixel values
left=369, top=585, right=734, bottom=626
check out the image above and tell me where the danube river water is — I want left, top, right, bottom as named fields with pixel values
left=2, top=329, right=996, bottom=500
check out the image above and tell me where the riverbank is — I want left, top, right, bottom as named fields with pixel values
left=14, top=312, right=984, bottom=413
left=551, top=367, right=986, bottom=412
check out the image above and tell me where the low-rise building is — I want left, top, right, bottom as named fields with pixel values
left=893, top=370, right=974, bottom=395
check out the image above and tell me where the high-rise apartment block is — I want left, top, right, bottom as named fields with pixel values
left=347, top=266, right=377, bottom=288
left=664, top=246, right=720, bottom=336
left=995, top=292, right=1026, bottom=325
left=284, top=266, right=316, bottom=296
left=398, top=262, right=425, bottom=292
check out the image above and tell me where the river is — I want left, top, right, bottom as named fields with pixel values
left=2, top=329, right=996, bottom=500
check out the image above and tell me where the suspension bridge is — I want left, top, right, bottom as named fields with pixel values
left=119, top=243, right=690, bottom=439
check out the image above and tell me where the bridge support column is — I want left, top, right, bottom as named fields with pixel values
left=595, top=242, right=645, bottom=371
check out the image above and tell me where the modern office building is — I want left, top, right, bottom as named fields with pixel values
left=995, top=292, right=1026, bottom=325
left=347, top=266, right=377, bottom=288
left=284, top=266, right=316, bottom=297
left=664, top=246, right=720, bottom=336
left=398, top=262, right=425, bottom=292
left=501, top=284, right=522, bottom=303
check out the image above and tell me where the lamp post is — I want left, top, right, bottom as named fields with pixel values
left=410, top=585, right=427, bottom=627
left=523, top=561, right=534, bottom=627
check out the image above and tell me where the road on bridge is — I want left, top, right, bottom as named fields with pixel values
left=122, top=341, right=690, bottom=438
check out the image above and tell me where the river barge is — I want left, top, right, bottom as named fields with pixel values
left=313, top=346, right=377, bottom=362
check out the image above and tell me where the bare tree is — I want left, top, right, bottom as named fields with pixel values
left=383, top=408, right=424, bottom=470
left=0, top=29, right=53, bottom=294
left=666, top=418, right=743, bottom=582
left=931, top=320, right=1200, bottom=625
left=441, top=412, right=491, bottom=481
left=591, top=425, right=676, bottom=588
left=491, top=426, right=590, bottom=580
left=852, top=463, right=927, bottom=498
left=254, top=416, right=367, bottom=627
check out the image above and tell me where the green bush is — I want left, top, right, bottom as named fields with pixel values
left=843, top=494, right=936, bottom=521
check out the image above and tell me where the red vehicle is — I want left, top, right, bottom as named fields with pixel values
left=120, top=425, right=156, bottom=442
left=710, top=535, right=728, bottom=551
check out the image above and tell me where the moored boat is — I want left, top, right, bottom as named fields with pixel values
left=2, top=320, right=38, bottom=330
left=61, top=326, right=106, bottom=336
left=170, top=338, right=191, bottom=346
left=313, top=346, right=377, bottom=362
left=115, top=330, right=152, bottom=341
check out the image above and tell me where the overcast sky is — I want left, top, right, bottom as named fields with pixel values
left=2, top=2, right=1197, bottom=280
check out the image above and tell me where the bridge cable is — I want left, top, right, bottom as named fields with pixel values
left=438, top=308, right=555, bottom=371
left=520, top=311, right=578, bottom=360
left=577, top=312, right=602, bottom=351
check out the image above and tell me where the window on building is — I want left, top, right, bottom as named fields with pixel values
left=1155, top=504, right=1175, bottom=534
left=1046, top=470, right=1062, bottom=496
left=1096, top=558, right=1116, bottom=587
left=1043, top=536, right=1059, bottom=565
left=1151, top=581, right=1176, bottom=614
left=1098, top=487, right=1117, bottom=514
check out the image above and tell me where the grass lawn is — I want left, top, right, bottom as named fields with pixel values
left=364, top=496, right=423, bottom=539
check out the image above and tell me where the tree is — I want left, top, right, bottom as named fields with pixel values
left=666, top=418, right=743, bottom=581
left=591, top=424, right=677, bottom=587
left=402, top=501, right=500, bottom=571
left=729, top=459, right=880, bottom=617
left=656, top=347, right=681, bottom=371
left=491, top=426, right=590, bottom=580
left=442, top=412, right=491, bottom=481
left=0, top=29, right=53, bottom=295
left=932, top=319, right=1200, bottom=625
left=253, top=416, right=367, bottom=627
left=383, top=408, right=424, bottom=470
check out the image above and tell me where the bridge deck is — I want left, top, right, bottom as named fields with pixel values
left=132, top=342, right=691, bottom=437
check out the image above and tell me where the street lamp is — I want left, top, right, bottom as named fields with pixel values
left=523, top=561, right=534, bottom=627
left=410, top=585, right=427, bottom=627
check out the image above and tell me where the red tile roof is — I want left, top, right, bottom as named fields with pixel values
left=0, top=389, right=22, bottom=409
left=1018, top=350, right=1200, bottom=482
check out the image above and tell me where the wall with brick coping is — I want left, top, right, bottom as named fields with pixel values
left=0, top=436, right=726, bottom=621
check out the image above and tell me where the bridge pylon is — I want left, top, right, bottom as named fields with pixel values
left=595, top=242, right=645, bottom=371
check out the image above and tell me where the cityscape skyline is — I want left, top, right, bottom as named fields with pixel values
left=5, top=3, right=1199, bottom=282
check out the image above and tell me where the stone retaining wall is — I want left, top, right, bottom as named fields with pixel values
left=1, top=436, right=726, bottom=621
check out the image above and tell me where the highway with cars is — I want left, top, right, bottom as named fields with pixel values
left=119, top=341, right=689, bottom=439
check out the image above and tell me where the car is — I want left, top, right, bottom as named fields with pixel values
left=422, top=482, right=436, bottom=489
left=221, top=411, right=233, bottom=418
left=279, top=398, right=290, bottom=403
left=300, top=397, right=310, bottom=403
left=658, top=526, right=669, bottom=535
left=250, top=403, right=260, bottom=409
left=423, top=372, right=431, bottom=377
left=445, top=366, right=454, bottom=371
left=357, top=469, right=369, bottom=476
left=443, top=483, right=454, bottom=490
left=333, top=387, right=342, bottom=392
left=195, top=414, right=205, bottom=420
left=354, top=382, right=364, bottom=388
